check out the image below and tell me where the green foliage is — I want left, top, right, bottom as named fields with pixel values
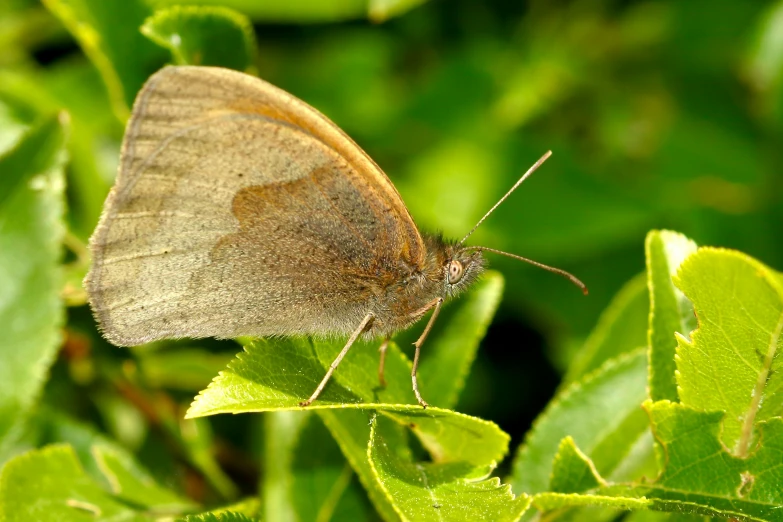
left=639, top=401, right=783, bottom=519
left=146, top=0, right=427, bottom=23
left=0, top=445, right=143, bottom=521
left=181, top=513, right=256, bottom=522
left=3, top=0, right=783, bottom=520
left=135, top=348, right=236, bottom=392
left=141, top=6, right=256, bottom=71
left=510, top=349, right=653, bottom=498
left=564, top=274, right=648, bottom=383
left=674, top=248, right=783, bottom=454
left=0, top=115, right=68, bottom=462
left=532, top=400, right=783, bottom=521
left=42, top=0, right=167, bottom=118
left=548, top=437, right=604, bottom=494
left=188, top=274, right=520, bottom=519
left=508, top=232, right=783, bottom=521
left=318, top=409, right=400, bottom=521
left=263, top=412, right=374, bottom=521
left=646, top=230, right=697, bottom=402
left=93, top=444, right=194, bottom=511
left=368, top=415, right=530, bottom=522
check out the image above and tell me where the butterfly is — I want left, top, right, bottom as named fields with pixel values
left=85, top=66, right=586, bottom=408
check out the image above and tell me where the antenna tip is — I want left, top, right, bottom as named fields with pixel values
left=570, top=277, right=588, bottom=295
left=571, top=277, right=588, bottom=295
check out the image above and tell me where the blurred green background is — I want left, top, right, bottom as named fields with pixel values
left=2, top=0, right=782, bottom=503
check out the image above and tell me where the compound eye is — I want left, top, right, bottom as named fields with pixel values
left=447, top=260, right=464, bottom=284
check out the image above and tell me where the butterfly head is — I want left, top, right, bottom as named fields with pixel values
left=442, top=245, right=485, bottom=296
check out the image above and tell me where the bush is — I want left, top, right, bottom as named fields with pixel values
left=1, top=1, right=782, bottom=520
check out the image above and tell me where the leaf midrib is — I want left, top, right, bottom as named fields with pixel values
left=736, top=303, right=783, bottom=457
left=638, top=483, right=781, bottom=507
left=415, top=463, right=445, bottom=522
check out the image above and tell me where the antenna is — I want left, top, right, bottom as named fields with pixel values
left=459, top=150, right=552, bottom=245
left=466, top=246, right=588, bottom=295
left=457, top=150, right=587, bottom=295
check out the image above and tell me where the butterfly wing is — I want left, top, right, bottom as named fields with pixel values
left=86, top=66, right=425, bottom=346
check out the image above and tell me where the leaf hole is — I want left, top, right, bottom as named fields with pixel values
left=737, top=471, right=754, bottom=497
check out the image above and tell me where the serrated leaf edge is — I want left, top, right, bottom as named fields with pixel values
left=548, top=436, right=608, bottom=492
left=510, top=347, right=647, bottom=489
left=673, top=247, right=783, bottom=457
left=645, top=229, right=698, bottom=403
left=366, top=415, right=530, bottom=522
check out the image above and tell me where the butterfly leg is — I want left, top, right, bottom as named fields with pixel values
left=411, top=297, right=444, bottom=409
left=377, top=337, right=391, bottom=387
left=300, top=311, right=375, bottom=407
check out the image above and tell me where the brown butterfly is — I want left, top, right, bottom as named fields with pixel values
left=85, top=66, right=586, bottom=408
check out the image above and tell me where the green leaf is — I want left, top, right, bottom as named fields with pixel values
left=510, top=349, right=652, bottom=496
left=188, top=333, right=408, bottom=520
left=181, top=512, right=256, bottom=522
left=261, top=410, right=308, bottom=522
left=197, top=358, right=512, bottom=515
left=0, top=114, right=68, bottom=462
left=368, top=0, right=428, bottom=22
left=744, top=1, right=783, bottom=129
left=368, top=415, right=530, bottom=522
left=565, top=273, right=648, bottom=383
left=529, top=401, right=783, bottom=521
left=93, top=445, right=196, bottom=513
left=289, top=414, right=375, bottom=522
left=0, top=445, right=144, bottom=521
left=746, top=1, right=783, bottom=89
left=187, top=336, right=393, bottom=414
left=321, top=409, right=513, bottom=521
left=0, top=101, right=28, bottom=154
left=639, top=400, right=783, bottom=519
left=36, top=409, right=195, bottom=513
left=319, top=409, right=400, bottom=522
left=180, top=417, right=240, bottom=500
left=622, top=512, right=712, bottom=522
left=191, top=498, right=260, bottom=519
left=141, top=6, right=256, bottom=71
left=189, top=277, right=506, bottom=520
left=549, top=437, right=605, bottom=494
left=0, top=114, right=66, bottom=209
left=146, top=0, right=425, bottom=23
left=645, top=230, right=697, bottom=402
left=416, top=272, right=504, bottom=409
left=0, top=64, right=116, bottom=239
left=674, top=247, right=783, bottom=455
left=136, top=348, right=236, bottom=391
left=313, top=276, right=505, bottom=520
left=531, top=492, right=650, bottom=514
left=42, top=0, right=168, bottom=118
left=390, top=408, right=511, bottom=467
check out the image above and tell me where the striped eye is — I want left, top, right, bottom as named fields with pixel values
left=447, top=260, right=464, bottom=284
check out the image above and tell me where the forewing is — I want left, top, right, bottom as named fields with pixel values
left=86, top=66, right=424, bottom=346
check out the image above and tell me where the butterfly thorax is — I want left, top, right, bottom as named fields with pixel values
left=368, top=233, right=485, bottom=335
